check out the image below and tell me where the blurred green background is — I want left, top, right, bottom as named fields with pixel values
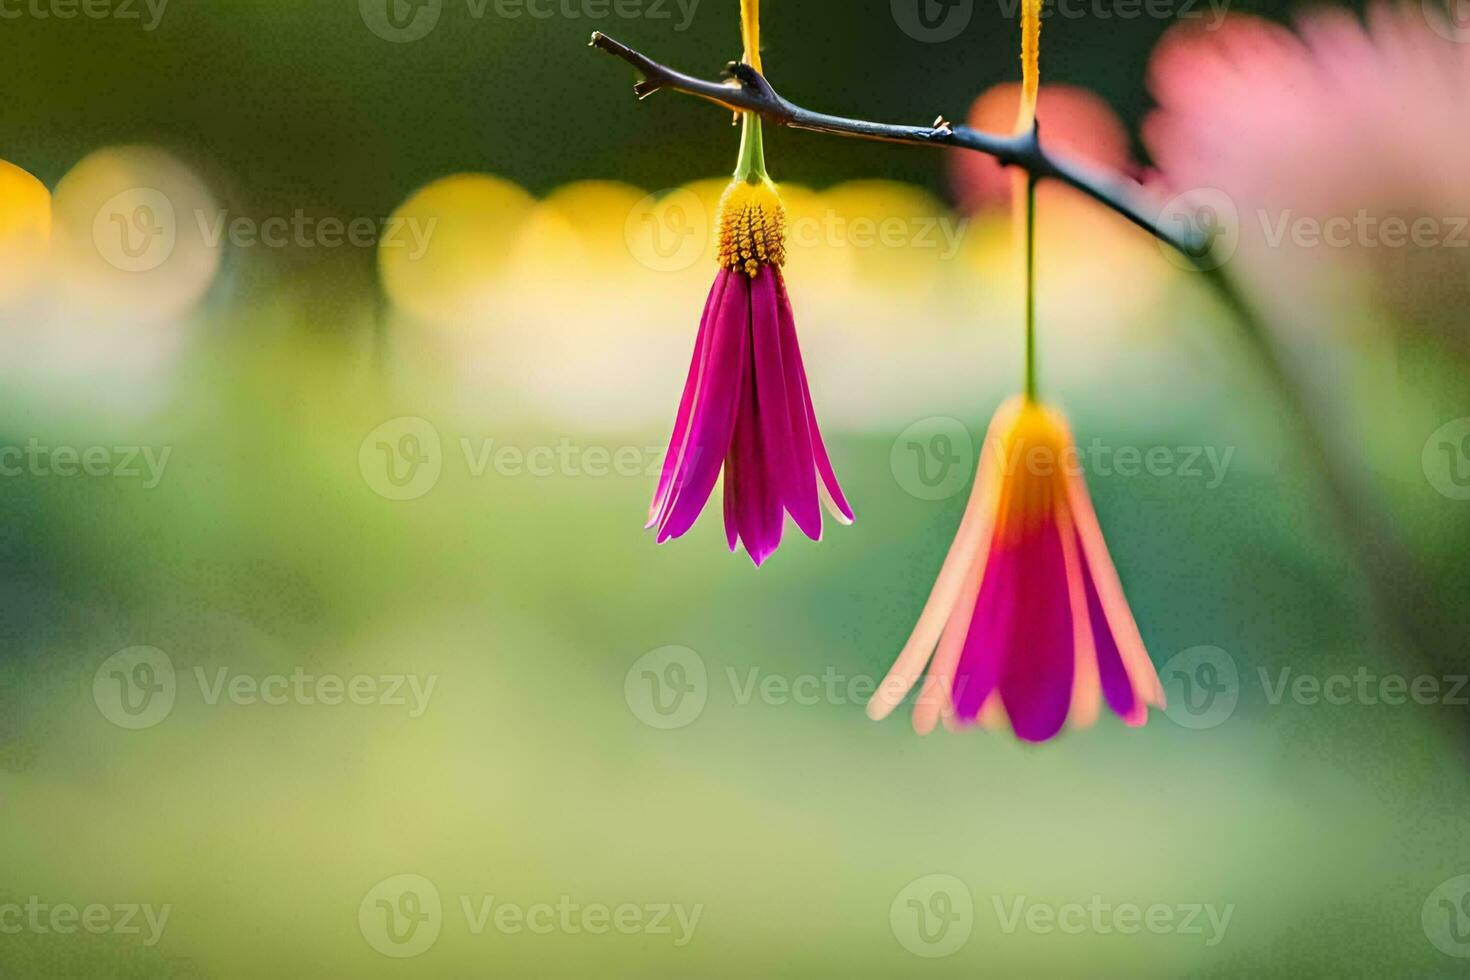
left=4, top=0, right=1470, bottom=977
left=4, top=0, right=1306, bottom=201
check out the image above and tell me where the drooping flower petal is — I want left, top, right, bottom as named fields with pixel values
left=655, top=272, right=750, bottom=542
left=1060, top=510, right=1102, bottom=730
left=868, top=405, right=1009, bottom=722
left=950, top=516, right=1023, bottom=724
left=741, top=265, right=799, bottom=558
left=991, top=503, right=1075, bottom=744
left=912, top=541, right=986, bottom=736
left=869, top=395, right=1162, bottom=742
left=649, top=268, right=733, bottom=527
left=765, top=268, right=823, bottom=541
left=726, top=304, right=785, bottom=565
left=775, top=271, right=853, bottom=526
left=649, top=179, right=851, bottom=563
left=1066, top=469, right=1166, bottom=724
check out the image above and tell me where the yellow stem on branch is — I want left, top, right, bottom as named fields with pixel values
left=741, top=0, right=762, bottom=73
left=1016, top=0, right=1041, bottom=132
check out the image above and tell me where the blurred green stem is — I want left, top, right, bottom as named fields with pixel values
left=1202, top=266, right=1465, bottom=741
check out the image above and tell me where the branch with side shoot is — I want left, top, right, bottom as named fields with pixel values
left=588, top=30, right=1211, bottom=264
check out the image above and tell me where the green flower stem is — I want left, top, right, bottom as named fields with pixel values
left=733, top=112, right=768, bottom=184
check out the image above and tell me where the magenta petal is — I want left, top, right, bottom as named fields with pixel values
left=656, top=272, right=750, bottom=543
left=1076, top=526, right=1137, bottom=721
left=723, top=455, right=740, bottom=552
left=804, top=391, right=854, bottom=524
left=649, top=270, right=732, bottom=527
left=951, top=537, right=1019, bottom=721
left=749, top=268, right=809, bottom=551
left=727, top=344, right=783, bottom=566
left=997, top=519, right=1076, bottom=743
left=729, top=271, right=786, bottom=564
left=769, top=270, right=824, bottom=540
left=774, top=273, right=852, bottom=525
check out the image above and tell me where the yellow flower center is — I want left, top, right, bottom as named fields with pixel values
left=990, top=398, right=1076, bottom=542
left=717, top=180, right=786, bottom=277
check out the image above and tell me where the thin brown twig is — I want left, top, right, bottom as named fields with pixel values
left=588, top=30, right=1209, bottom=262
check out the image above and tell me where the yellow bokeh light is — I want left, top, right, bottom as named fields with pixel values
left=49, top=145, right=220, bottom=323
left=539, top=179, right=647, bottom=274
left=379, top=173, right=535, bottom=327
left=812, top=181, right=957, bottom=289
left=0, top=159, right=52, bottom=307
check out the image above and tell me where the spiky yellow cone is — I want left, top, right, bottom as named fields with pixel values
left=715, top=179, right=787, bottom=277
left=0, top=159, right=51, bottom=306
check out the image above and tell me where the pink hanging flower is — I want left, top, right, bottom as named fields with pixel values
left=648, top=179, right=853, bottom=565
left=868, top=396, right=1163, bottom=742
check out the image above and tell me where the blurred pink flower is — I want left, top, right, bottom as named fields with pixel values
left=950, top=83, right=1133, bottom=213
left=1145, top=6, right=1470, bottom=347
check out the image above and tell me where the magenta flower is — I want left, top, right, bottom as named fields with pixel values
left=868, top=397, right=1164, bottom=742
left=648, top=179, right=853, bottom=565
